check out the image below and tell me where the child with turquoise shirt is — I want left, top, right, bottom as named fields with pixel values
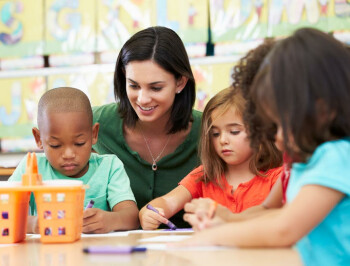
left=9, top=87, right=139, bottom=234
left=179, top=28, right=350, bottom=265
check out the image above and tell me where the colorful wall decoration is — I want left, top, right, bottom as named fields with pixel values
left=0, top=0, right=44, bottom=58
left=0, top=77, right=46, bottom=138
left=97, top=0, right=152, bottom=53
left=97, top=0, right=208, bottom=53
left=1, top=0, right=350, bottom=151
left=157, top=0, right=208, bottom=44
left=47, top=72, right=115, bottom=107
left=210, top=0, right=350, bottom=42
left=44, top=0, right=96, bottom=54
left=192, top=61, right=234, bottom=111
left=268, top=0, right=350, bottom=37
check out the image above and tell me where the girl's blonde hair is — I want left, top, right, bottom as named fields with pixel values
left=199, top=86, right=282, bottom=187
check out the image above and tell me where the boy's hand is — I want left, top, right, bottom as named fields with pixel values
left=27, top=216, right=39, bottom=234
left=83, top=208, right=112, bottom=234
left=139, top=206, right=169, bottom=230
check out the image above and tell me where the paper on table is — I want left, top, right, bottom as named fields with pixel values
left=136, top=243, right=228, bottom=251
left=82, top=231, right=130, bottom=237
left=138, top=235, right=191, bottom=243
left=130, top=228, right=193, bottom=234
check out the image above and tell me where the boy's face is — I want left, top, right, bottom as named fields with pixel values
left=32, top=111, right=99, bottom=178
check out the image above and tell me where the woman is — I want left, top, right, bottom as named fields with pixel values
left=93, top=26, right=201, bottom=227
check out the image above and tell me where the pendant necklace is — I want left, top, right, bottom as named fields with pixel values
left=140, top=129, right=172, bottom=171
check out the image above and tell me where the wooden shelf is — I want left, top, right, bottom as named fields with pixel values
left=0, top=167, right=15, bottom=180
left=0, top=55, right=241, bottom=78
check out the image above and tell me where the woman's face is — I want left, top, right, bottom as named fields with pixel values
left=124, top=60, right=186, bottom=124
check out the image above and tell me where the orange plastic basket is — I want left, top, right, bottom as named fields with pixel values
left=0, top=182, right=30, bottom=243
left=33, top=180, right=85, bottom=243
left=5, top=152, right=86, bottom=244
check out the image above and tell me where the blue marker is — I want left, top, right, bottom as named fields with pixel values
left=146, top=204, right=177, bottom=230
left=85, top=200, right=95, bottom=210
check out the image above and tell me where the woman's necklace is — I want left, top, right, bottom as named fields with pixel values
left=140, top=129, right=172, bottom=171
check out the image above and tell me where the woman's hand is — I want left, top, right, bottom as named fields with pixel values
left=139, top=206, right=169, bottom=230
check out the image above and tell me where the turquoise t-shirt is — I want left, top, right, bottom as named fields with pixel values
left=287, top=138, right=350, bottom=266
left=8, top=153, right=136, bottom=214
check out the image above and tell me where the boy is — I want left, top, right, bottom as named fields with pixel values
left=9, top=87, right=139, bottom=233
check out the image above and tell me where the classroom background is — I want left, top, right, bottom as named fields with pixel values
left=0, top=0, right=349, bottom=157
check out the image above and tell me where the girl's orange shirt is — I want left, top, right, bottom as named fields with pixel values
left=179, top=165, right=282, bottom=213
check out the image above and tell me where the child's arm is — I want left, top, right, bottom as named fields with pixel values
left=139, top=185, right=192, bottom=230
left=184, top=178, right=284, bottom=230
left=82, top=200, right=139, bottom=233
left=27, top=216, right=39, bottom=233
left=180, top=185, right=344, bottom=247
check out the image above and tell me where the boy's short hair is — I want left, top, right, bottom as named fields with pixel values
left=37, top=87, right=92, bottom=128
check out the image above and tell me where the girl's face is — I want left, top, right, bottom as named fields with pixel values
left=124, top=60, right=187, bottom=125
left=210, top=106, right=253, bottom=167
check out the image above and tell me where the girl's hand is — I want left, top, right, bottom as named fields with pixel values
left=184, top=212, right=226, bottom=231
left=184, top=198, right=229, bottom=231
left=139, top=206, right=169, bottom=230
left=83, top=208, right=113, bottom=234
left=184, top=198, right=216, bottom=218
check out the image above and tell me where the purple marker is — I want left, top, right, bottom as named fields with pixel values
left=85, top=200, right=95, bottom=210
left=146, top=204, right=177, bottom=230
left=83, top=246, right=146, bottom=254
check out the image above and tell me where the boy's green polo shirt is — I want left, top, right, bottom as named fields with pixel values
left=93, top=103, right=201, bottom=228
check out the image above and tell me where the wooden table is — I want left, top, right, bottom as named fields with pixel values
left=0, top=230, right=302, bottom=266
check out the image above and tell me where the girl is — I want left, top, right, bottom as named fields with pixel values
left=92, top=26, right=201, bottom=228
left=184, top=40, right=289, bottom=231
left=139, top=86, right=282, bottom=230
left=180, top=28, right=350, bottom=265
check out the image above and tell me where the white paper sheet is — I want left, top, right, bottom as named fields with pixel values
left=81, top=231, right=129, bottom=237
left=136, top=243, right=227, bottom=251
left=138, top=235, right=191, bottom=243
left=130, top=228, right=194, bottom=234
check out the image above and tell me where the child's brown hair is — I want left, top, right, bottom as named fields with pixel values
left=249, top=28, right=350, bottom=161
left=199, top=87, right=281, bottom=187
left=232, top=39, right=283, bottom=169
